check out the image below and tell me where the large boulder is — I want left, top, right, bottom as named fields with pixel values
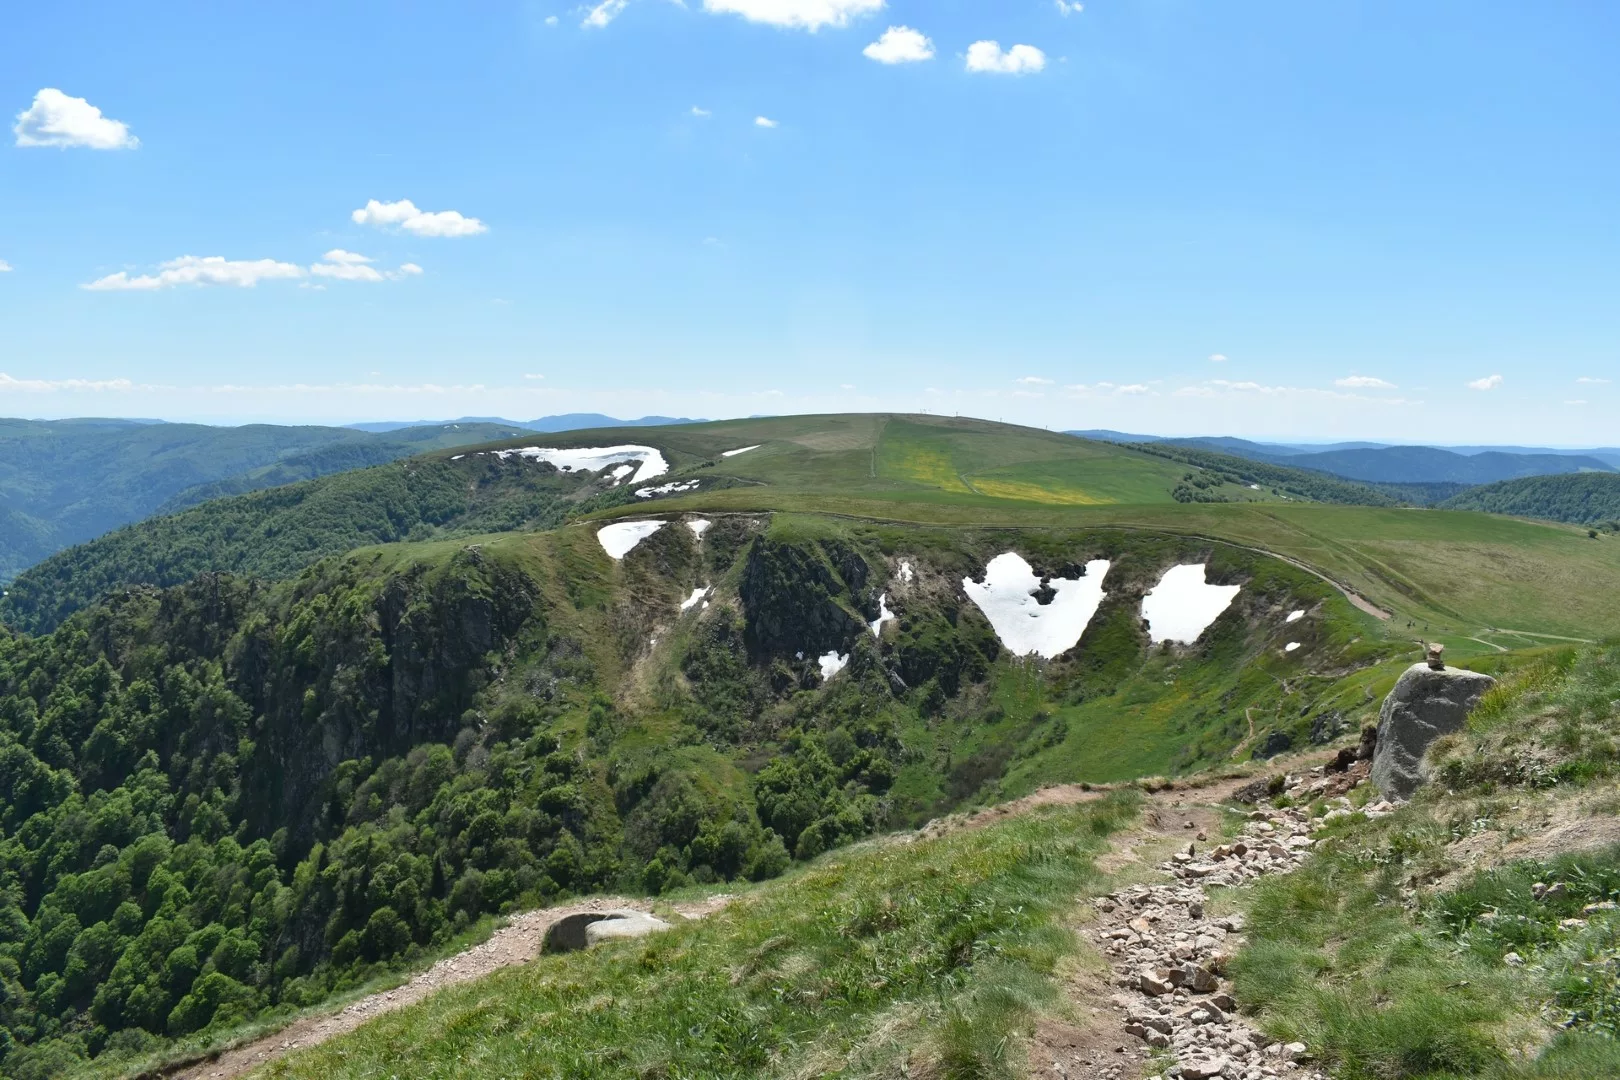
left=542, top=909, right=673, bottom=954
left=1371, top=663, right=1496, bottom=799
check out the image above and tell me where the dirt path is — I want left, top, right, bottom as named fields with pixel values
left=164, top=894, right=732, bottom=1080
left=1025, top=757, right=1354, bottom=1080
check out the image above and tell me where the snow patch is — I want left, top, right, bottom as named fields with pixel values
left=1142, top=564, right=1241, bottom=645
left=489, top=445, right=669, bottom=484
left=597, top=521, right=666, bottom=559
left=1285, top=609, right=1305, bottom=624
left=686, top=519, right=712, bottom=539
left=962, top=553, right=1110, bottom=660
left=636, top=480, right=700, bottom=499
left=1285, top=642, right=1301, bottom=653
left=818, top=651, right=849, bottom=681
left=721, top=444, right=761, bottom=458
left=869, top=593, right=895, bottom=638
left=898, top=560, right=915, bottom=584
left=450, top=454, right=465, bottom=461
left=681, top=586, right=711, bottom=612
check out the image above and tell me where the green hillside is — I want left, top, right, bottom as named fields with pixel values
left=0, top=419, right=532, bottom=583
left=0, top=501, right=1408, bottom=1076
left=0, top=414, right=1351, bottom=635
left=1440, top=471, right=1620, bottom=527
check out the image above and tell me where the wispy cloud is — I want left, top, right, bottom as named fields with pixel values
left=864, top=26, right=934, bottom=64
left=0, top=260, right=11, bottom=273
left=965, top=41, right=1046, bottom=75
left=351, top=198, right=487, bottom=238
left=690, top=105, right=712, bottom=117
left=1467, top=374, right=1504, bottom=391
left=1334, top=375, right=1397, bottom=390
left=1054, top=0, right=1083, bottom=13
left=1015, top=375, right=1054, bottom=385
left=83, top=252, right=422, bottom=291
left=14, top=88, right=138, bottom=149
left=1207, top=353, right=1227, bottom=363
left=754, top=115, right=779, bottom=128
left=0, top=372, right=139, bottom=392
left=702, top=0, right=884, bottom=31
left=582, top=0, right=629, bottom=27
left=1576, top=376, right=1611, bottom=385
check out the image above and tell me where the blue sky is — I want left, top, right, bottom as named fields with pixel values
left=1, top=0, right=1616, bottom=441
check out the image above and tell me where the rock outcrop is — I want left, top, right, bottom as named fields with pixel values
left=1371, top=663, right=1495, bottom=799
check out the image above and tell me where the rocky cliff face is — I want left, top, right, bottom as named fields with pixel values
left=1371, top=663, right=1496, bottom=799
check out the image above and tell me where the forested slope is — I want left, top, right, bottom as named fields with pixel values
left=0, top=512, right=1389, bottom=1077
left=1441, top=472, right=1620, bottom=527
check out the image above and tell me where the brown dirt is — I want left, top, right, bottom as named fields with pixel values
left=160, top=894, right=731, bottom=1080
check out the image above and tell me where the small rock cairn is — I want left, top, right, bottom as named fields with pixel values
left=1084, top=772, right=1396, bottom=1080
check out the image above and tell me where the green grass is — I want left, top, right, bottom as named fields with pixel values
left=258, top=792, right=1141, bottom=1080
left=1232, top=643, right=1620, bottom=1079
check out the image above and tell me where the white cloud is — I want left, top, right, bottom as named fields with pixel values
left=1566, top=399, right=1588, bottom=406
left=691, top=105, right=712, bottom=117
left=864, top=26, right=934, bottom=63
left=1334, top=375, right=1397, bottom=390
left=545, top=14, right=560, bottom=25
left=702, top=0, right=883, bottom=30
left=351, top=198, right=487, bottom=238
left=14, top=88, right=138, bottom=150
left=1208, top=353, right=1227, bottom=363
left=1016, top=375, right=1054, bottom=385
left=840, top=383, right=855, bottom=390
left=965, top=41, right=1046, bottom=75
left=1576, top=376, right=1611, bottom=385
left=755, top=115, right=779, bottom=128
left=1117, top=384, right=1152, bottom=395
left=1467, top=374, right=1504, bottom=391
left=310, top=250, right=423, bottom=282
left=83, top=251, right=421, bottom=291
left=524, top=373, right=546, bottom=380
left=0, top=260, right=11, bottom=273
left=1055, top=0, right=1083, bottom=12
left=0, top=372, right=138, bottom=392
left=583, top=0, right=629, bottom=27
left=83, top=256, right=305, bottom=291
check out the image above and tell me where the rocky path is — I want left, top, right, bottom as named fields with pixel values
left=164, top=894, right=731, bottom=1080
left=1037, top=762, right=1391, bottom=1080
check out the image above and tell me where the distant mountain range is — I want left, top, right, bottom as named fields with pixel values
left=346, top=413, right=702, bottom=434
left=0, top=418, right=533, bottom=582
left=1071, top=430, right=1620, bottom=484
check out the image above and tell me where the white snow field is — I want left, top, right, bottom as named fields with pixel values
left=1142, top=564, right=1242, bottom=645
left=686, top=519, right=712, bottom=539
left=1286, top=609, right=1305, bottom=624
left=489, top=445, right=669, bottom=484
left=1285, top=642, right=1301, bottom=653
left=818, top=651, right=849, bottom=680
left=596, top=521, right=666, bottom=560
left=636, top=480, right=700, bottom=498
left=721, top=445, right=761, bottom=457
left=681, top=587, right=711, bottom=612
left=962, top=553, right=1111, bottom=660
left=898, top=560, right=915, bottom=584
left=869, top=594, right=895, bottom=637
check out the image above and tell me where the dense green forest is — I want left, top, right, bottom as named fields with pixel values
left=0, top=420, right=531, bottom=582
left=1441, top=472, right=1620, bottom=527
left=0, top=509, right=1378, bottom=1077
left=0, top=454, right=605, bottom=635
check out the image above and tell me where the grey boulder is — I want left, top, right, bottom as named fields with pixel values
left=542, top=909, right=673, bottom=953
left=1371, top=663, right=1495, bottom=799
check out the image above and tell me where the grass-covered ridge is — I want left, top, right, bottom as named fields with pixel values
left=256, top=792, right=1142, bottom=1080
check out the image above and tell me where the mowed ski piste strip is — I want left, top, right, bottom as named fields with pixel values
left=428, top=412, right=1620, bottom=643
